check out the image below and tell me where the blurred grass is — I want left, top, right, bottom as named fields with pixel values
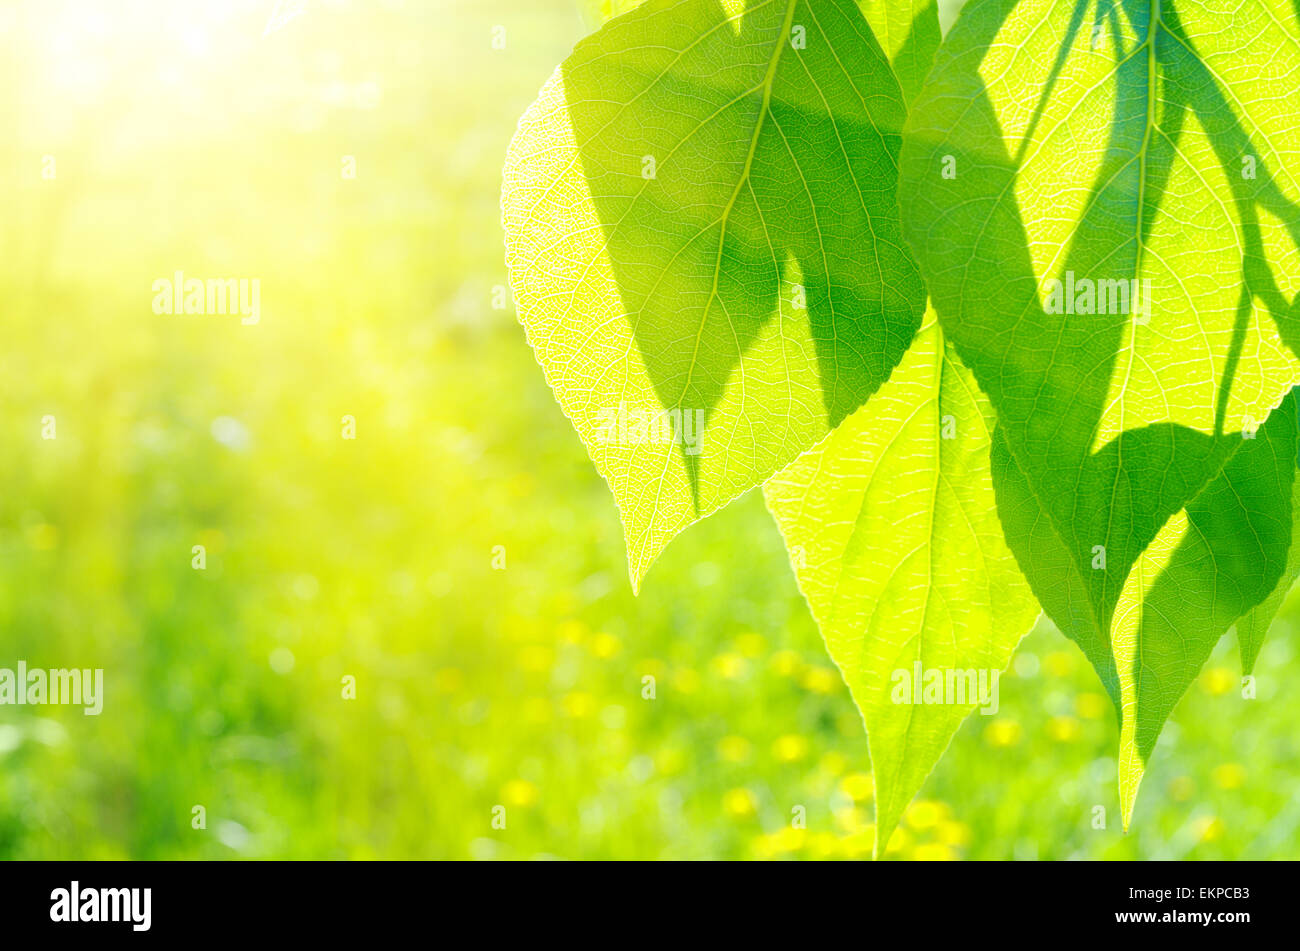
left=0, top=0, right=1297, bottom=860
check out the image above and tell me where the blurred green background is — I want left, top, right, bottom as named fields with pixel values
left=0, top=0, right=1297, bottom=860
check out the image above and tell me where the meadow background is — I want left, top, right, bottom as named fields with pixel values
left=0, top=0, right=1297, bottom=860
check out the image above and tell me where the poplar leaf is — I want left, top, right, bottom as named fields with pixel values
left=764, top=316, right=1039, bottom=855
left=1237, top=403, right=1300, bottom=674
left=502, top=0, right=926, bottom=589
left=900, top=0, right=1300, bottom=819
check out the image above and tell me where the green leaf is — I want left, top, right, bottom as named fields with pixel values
left=502, top=0, right=926, bottom=589
left=995, top=395, right=1296, bottom=827
left=859, top=0, right=941, bottom=106
left=1237, top=399, right=1300, bottom=674
left=900, top=0, right=1300, bottom=820
left=764, top=316, right=1039, bottom=855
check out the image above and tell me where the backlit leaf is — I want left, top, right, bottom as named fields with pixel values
left=899, top=0, right=1300, bottom=822
left=764, top=315, right=1039, bottom=854
left=502, top=0, right=926, bottom=588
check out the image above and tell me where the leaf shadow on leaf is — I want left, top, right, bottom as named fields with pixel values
left=559, top=0, right=926, bottom=508
left=902, top=0, right=1300, bottom=795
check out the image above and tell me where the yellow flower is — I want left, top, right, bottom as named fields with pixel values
left=807, top=832, right=838, bottom=859
left=985, top=718, right=1022, bottom=747
left=1075, top=692, right=1109, bottom=720
left=518, top=644, right=553, bottom=673
left=501, top=779, right=538, bottom=808
left=912, top=842, right=957, bottom=861
left=433, top=668, right=464, bottom=693
left=770, top=650, right=804, bottom=677
left=750, top=833, right=778, bottom=860
left=802, top=667, right=840, bottom=694
left=840, top=827, right=875, bottom=859
left=711, top=652, right=749, bottom=680
left=723, top=787, right=758, bottom=819
left=1168, top=776, right=1196, bottom=802
left=589, top=632, right=622, bottom=659
left=1046, top=715, right=1082, bottom=743
left=840, top=772, right=875, bottom=802
left=769, top=826, right=807, bottom=854
left=903, top=800, right=949, bottom=830
left=771, top=734, right=810, bottom=763
left=735, top=632, right=767, bottom=658
left=834, top=806, right=867, bottom=833
left=883, top=827, right=913, bottom=856
left=556, top=619, right=589, bottom=646
left=935, top=820, right=972, bottom=848
left=562, top=691, right=597, bottom=719
left=1211, top=763, right=1246, bottom=790
left=1201, top=667, right=1235, bottom=697
left=673, top=668, right=701, bottom=695
left=717, top=735, right=752, bottom=763
left=1044, top=651, right=1075, bottom=677
left=1194, top=816, right=1226, bottom=843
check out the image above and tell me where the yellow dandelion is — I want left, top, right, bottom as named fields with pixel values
left=912, top=842, right=957, bottom=861
left=711, top=652, right=749, bottom=680
left=1193, top=815, right=1226, bottom=843
left=1168, top=776, right=1196, bottom=802
left=935, top=820, right=972, bottom=848
left=840, top=772, right=875, bottom=802
left=735, top=632, right=767, bottom=658
left=723, top=787, right=758, bottom=819
left=1044, top=651, right=1075, bottom=677
left=841, top=827, right=876, bottom=859
left=1211, top=763, right=1246, bottom=790
left=1201, top=667, right=1235, bottom=697
left=556, top=619, right=588, bottom=645
left=590, top=632, right=622, bottom=659
left=985, top=718, right=1022, bottom=747
left=561, top=691, right=597, bottom=719
left=1046, top=715, right=1082, bottom=743
left=501, top=779, right=538, bottom=808
left=772, top=734, right=810, bottom=763
left=802, top=667, right=840, bottom=694
left=717, top=735, right=752, bottom=763
left=751, top=833, right=778, bottom=860
left=883, top=827, right=913, bottom=856
left=1075, top=692, right=1109, bottom=720
left=770, top=650, right=804, bottom=677
left=770, top=826, right=807, bottom=854
left=834, top=806, right=867, bottom=833
left=903, top=800, right=949, bottom=830
left=807, top=832, right=838, bottom=859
